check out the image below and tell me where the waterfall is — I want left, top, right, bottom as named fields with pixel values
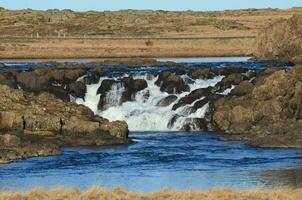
left=76, top=73, right=224, bottom=131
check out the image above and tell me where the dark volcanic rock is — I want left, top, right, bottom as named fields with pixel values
left=156, top=95, right=178, bottom=107
left=181, top=118, right=208, bottom=131
left=0, top=72, right=17, bottom=89
left=121, top=77, right=148, bottom=102
left=172, top=87, right=212, bottom=110
left=156, top=71, right=189, bottom=94
left=97, top=79, right=115, bottom=95
left=12, top=67, right=87, bottom=100
left=67, top=81, right=86, bottom=99
left=97, top=79, right=117, bottom=110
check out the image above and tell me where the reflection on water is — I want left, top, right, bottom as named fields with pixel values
left=260, top=168, right=302, bottom=188
left=0, top=132, right=301, bottom=192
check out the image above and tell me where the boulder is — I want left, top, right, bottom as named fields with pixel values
left=181, top=118, right=208, bottom=131
left=97, top=79, right=115, bottom=95
left=172, top=87, right=212, bottom=110
left=156, top=71, right=189, bottom=94
left=121, top=77, right=148, bottom=102
left=156, top=95, right=178, bottom=107
left=190, top=68, right=214, bottom=79
left=214, top=73, right=247, bottom=92
left=0, top=73, right=17, bottom=89
left=67, top=81, right=86, bottom=99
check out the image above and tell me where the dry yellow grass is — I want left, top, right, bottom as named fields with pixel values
left=0, top=187, right=301, bottom=200
left=0, top=7, right=301, bottom=59
left=0, top=37, right=254, bottom=59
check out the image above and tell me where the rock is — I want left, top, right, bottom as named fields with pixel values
left=121, top=77, right=148, bottom=102
left=0, top=84, right=129, bottom=163
left=230, top=81, right=254, bottom=96
left=180, top=118, right=208, bottom=131
left=0, top=111, right=23, bottom=130
left=190, top=67, right=248, bottom=79
left=167, top=114, right=180, bottom=129
left=97, top=79, right=115, bottom=95
left=212, top=65, right=302, bottom=147
left=0, top=73, right=17, bottom=89
left=254, top=14, right=302, bottom=64
left=100, top=120, right=129, bottom=139
left=212, top=67, right=248, bottom=76
left=1, top=134, right=21, bottom=147
left=214, top=73, right=247, bottom=92
left=12, top=67, right=87, bottom=100
left=46, top=86, right=70, bottom=101
left=172, top=87, right=212, bottom=110
left=156, top=71, right=189, bottom=94
left=156, top=95, right=178, bottom=107
left=0, top=63, right=5, bottom=68
left=190, top=68, right=214, bottom=79
left=67, top=81, right=86, bottom=99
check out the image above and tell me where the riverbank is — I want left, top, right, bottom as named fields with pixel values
left=0, top=37, right=254, bottom=59
left=1, top=187, right=302, bottom=200
left=1, top=7, right=301, bottom=59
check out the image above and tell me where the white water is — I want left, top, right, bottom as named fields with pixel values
left=76, top=74, right=224, bottom=131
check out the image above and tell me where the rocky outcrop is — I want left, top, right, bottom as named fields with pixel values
left=155, top=71, right=189, bottom=94
left=190, top=67, right=248, bottom=79
left=254, top=14, right=302, bottom=64
left=212, top=65, right=302, bottom=147
left=214, top=73, right=247, bottom=92
left=0, top=85, right=129, bottom=164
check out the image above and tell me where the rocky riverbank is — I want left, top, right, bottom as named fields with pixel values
left=0, top=58, right=301, bottom=152
left=0, top=83, right=129, bottom=164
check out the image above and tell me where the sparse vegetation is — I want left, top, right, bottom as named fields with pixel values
left=0, top=8, right=300, bottom=37
left=0, top=187, right=301, bottom=200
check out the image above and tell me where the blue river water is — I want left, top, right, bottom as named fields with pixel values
left=0, top=132, right=302, bottom=192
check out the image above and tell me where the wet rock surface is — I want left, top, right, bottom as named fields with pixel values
left=172, top=87, right=212, bottom=111
left=156, top=71, right=190, bottom=94
left=156, top=95, right=178, bottom=107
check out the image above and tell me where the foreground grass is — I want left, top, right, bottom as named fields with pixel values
left=0, top=188, right=301, bottom=200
